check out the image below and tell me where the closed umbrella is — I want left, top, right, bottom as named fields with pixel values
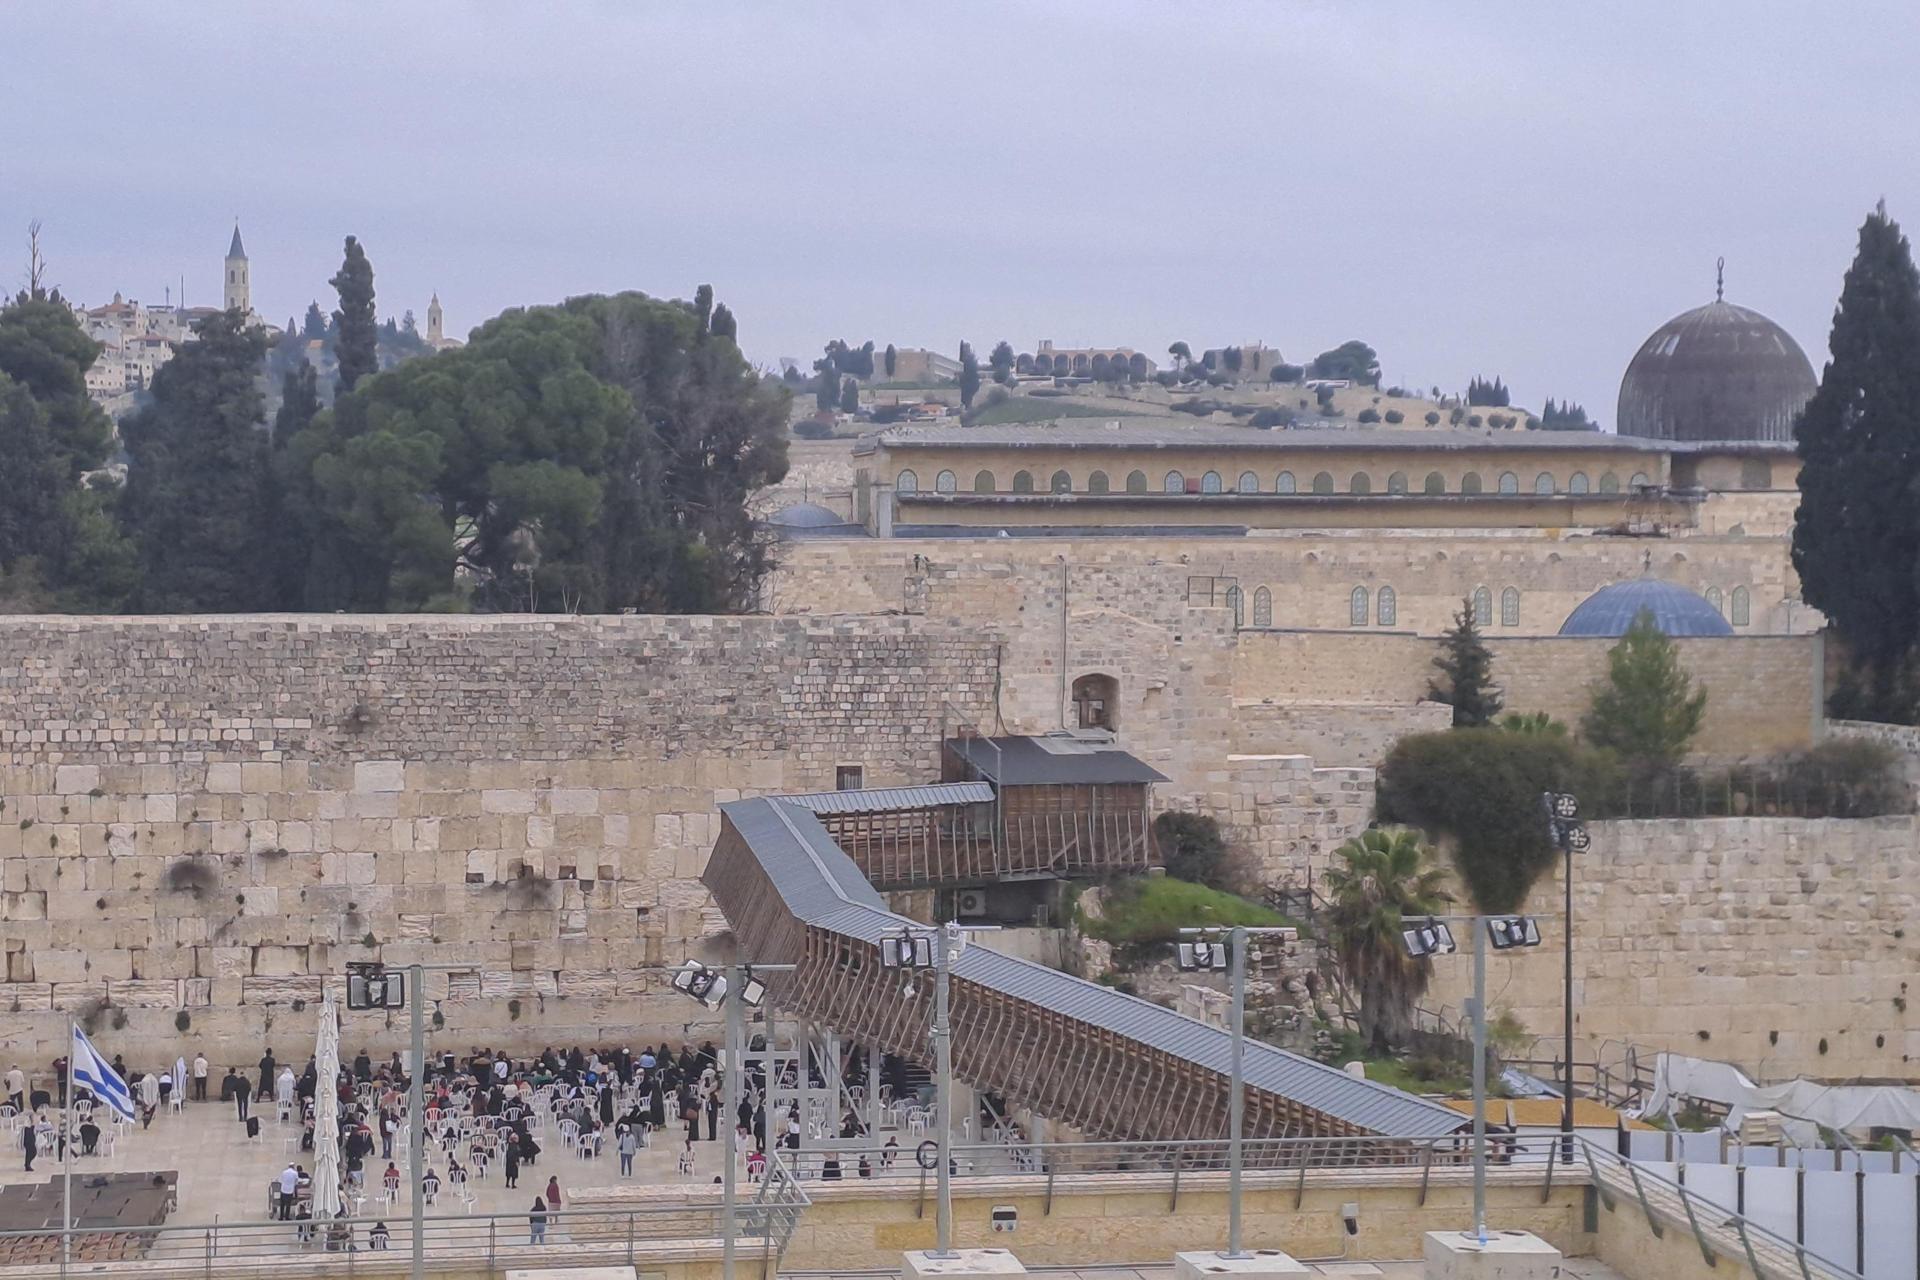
left=311, top=992, right=342, bottom=1219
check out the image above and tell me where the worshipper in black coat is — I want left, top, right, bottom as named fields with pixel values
left=649, top=1085, right=667, bottom=1130
left=705, top=1090, right=720, bottom=1142
left=598, top=1085, right=614, bottom=1127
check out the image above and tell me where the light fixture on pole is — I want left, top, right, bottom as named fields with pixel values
left=1403, top=912, right=1542, bottom=1246
left=1176, top=923, right=1299, bottom=1261
left=1541, top=790, right=1586, bottom=1165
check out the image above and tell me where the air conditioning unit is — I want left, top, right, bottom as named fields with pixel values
left=956, top=889, right=989, bottom=918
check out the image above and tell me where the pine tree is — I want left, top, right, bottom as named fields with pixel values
left=1427, top=597, right=1503, bottom=726
left=1792, top=202, right=1920, bottom=692
left=883, top=343, right=897, bottom=378
left=329, top=236, right=378, bottom=394
left=1581, top=610, right=1707, bottom=769
left=120, top=311, right=273, bottom=611
left=958, top=341, right=980, bottom=408
left=840, top=376, right=859, bottom=414
left=301, top=301, right=329, bottom=339
left=989, top=340, right=1014, bottom=385
left=709, top=303, right=737, bottom=341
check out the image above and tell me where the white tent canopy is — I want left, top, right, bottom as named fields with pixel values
left=1645, top=1051, right=1920, bottom=1141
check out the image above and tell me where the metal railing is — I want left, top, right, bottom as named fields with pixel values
left=0, top=1156, right=811, bottom=1280
left=1579, top=1137, right=1860, bottom=1280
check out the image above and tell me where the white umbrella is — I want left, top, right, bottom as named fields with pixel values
left=312, top=992, right=342, bottom=1219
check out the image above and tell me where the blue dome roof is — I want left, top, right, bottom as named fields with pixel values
left=768, top=502, right=847, bottom=528
left=1558, top=579, right=1733, bottom=638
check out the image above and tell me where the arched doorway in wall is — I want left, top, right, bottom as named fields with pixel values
left=1072, top=673, right=1120, bottom=731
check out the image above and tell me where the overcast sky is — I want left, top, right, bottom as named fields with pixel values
left=6, top=1, right=1916, bottom=424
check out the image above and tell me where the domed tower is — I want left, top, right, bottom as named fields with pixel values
left=224, top=224, right=250, bottom=315
left=1616, top=261, right=1816, bottom=443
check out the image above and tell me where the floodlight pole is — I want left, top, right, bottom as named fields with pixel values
left=933, top=921, right=956, bottom=1259
left=723, top=965, right=744, bottom=1280
left=1561, top=832, right=1575, bottom=1166
left=1227, top=925, right=1247, bottom=1259
left=1470, top=917, right=1488, bottom=1244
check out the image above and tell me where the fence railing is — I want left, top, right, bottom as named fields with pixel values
left=0, top=1156, right=811, bottom=1280
left=1580, top=1137, right=1860, bottom=1280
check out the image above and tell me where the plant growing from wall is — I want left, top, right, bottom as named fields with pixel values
left=1427, top=598, right=1503, bottom=727
left=1322, top=827, right=1450, bottom=1052
left=162, top=857, right=217, bottom=900
left=1581, top=610, right=1707, bottom=771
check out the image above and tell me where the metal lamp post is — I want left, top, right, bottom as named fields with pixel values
left=1403, top=913, right=1542, bottom=1243
left=1175, top=923, right=1299, bottom=1259
left=1541, top=791, right=1589, bottom=1165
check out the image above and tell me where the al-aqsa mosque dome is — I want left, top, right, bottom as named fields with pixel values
left=1616, top=261, right=1817, bottom=443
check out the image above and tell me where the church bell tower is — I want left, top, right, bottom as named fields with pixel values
left=224, top=225, right=250, bottom=315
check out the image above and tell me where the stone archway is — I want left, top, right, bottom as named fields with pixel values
left=1071, top=672, right=1119, bottom=731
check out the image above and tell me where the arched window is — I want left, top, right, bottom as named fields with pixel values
left=1072, top=673, right=1119, bottom=731
left=1498, top=472, right=1519, bottom=495
left=1164, top=470, right=1185, bottom=493
left=1740, top=457, right=1772, bottom=490
left=1350, top=472, right=1372, bottom=495
left=895, top=470, right=918, bottom=494
left=1461, top=473, right=1483, bottom=495
left=1705, top=585, right=1723, bottom=615
left=1201, top=470, right=1223, bottom=494
left=1387, top=471, right=1408, bottom=495
left=1424, top=472, right=1445, bottom=494
left=1087, top=471, right=1110, bottom=494
left=1126, top=470, right=1148, bottom=493
left=1731, top=586, right=1751, bottom=626
left=1252, top=586, right=1272, bottom=628
left=1050, top=470, right=1072, bottom=494
left=974, top=470, right=995, bottom=493
left=1377, top=586, right=1397, bottom=626
left=1225, top=585, right=1244, bottom=628
left=1598, top=472, right=1620, bottom=494
left=1237, top=471, right=1259, bottom=494
left=1569, top=472, right=1590, bottom=495
left=1534, top=472, right=1554, bottom=495
left=1500, top=587, right=1520, bottom=627
left=1472, top=586, right=1492, bottom=626
left=1012, top=470, right=1034, bottom=494
left=935, top=469, right=957, bottom=494
left=1630, top=472, right=1650, bottom=490
left=1349, top=586, right=1369, bottom=627
left=1277, top=471, right=1297, bottom=494
left=1313, top=472, right=1335, bottom=495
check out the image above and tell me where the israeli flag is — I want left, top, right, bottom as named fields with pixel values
left=70, top=1025, right=135, bottom=1122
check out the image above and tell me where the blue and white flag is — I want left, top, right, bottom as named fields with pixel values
left=70, top=1025, right=134, bottom=1122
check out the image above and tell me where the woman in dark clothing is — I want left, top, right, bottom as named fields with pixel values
left=649, top=1087, right=666, bottom=1130
left=518, top=1128, right=540, bottom=1167
left=598, top=1086, right=614, bottom=1126
left=504, top=1139, right=521, bottom=1188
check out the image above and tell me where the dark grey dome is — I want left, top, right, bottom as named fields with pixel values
left=767, top=502, right=845, bottom=528
left=1559, top=580, right=1733, bottom=638
left=1617, top=298, right=1816, bottom=443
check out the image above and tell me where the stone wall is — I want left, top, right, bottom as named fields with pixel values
left=1211, top=755, right=1375, bottom=883
left=1232, top=700, right=1454, bottom=767
left=0, top=615, right=1001, bottom=1063
left=1425, top=816, right=1920, bottom=1081
left=1232, top=631, right=1821, bottom=757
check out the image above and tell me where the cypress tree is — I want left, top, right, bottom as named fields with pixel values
left=1792, top=202, right=1920, bottom=698
left=329, top=236, right=378, bottom=394
left=1428, top=596, right=1503, bottom=726
left=1581, top=610, right=1707, bottom=770
left=958, top=341, right=980, bottom=408
left=120, top=311, right=273, bottom=611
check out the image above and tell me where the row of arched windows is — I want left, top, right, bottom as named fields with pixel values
left=1702, top=585, right=1754, bottom=626
left=897, top=467, right=1655, bottom=497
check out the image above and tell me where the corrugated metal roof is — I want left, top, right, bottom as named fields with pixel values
left=718, top=795, right=1464, bottom=1139
left=780, top=783, right=995, bottom=815
left=875, top=421, right=1675, bottom=453
left=946, top=735, right=1169, bottom=785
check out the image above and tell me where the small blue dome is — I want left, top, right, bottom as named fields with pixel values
left=1558, top=579, right=1733, bottom=638
left=767, top=502, right=845, bottom=528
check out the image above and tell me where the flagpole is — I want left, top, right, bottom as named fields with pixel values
left=62, top=1025, right=74, bottom=1279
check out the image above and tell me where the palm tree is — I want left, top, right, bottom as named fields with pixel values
left=1322, top=827, right=1451, bottom=1053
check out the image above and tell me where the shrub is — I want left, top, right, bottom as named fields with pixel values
left=1425, top=412, right=1441, bottom=426
left=1250, top=407, right=1296, bottom=430
left=163, top=857, right=218, bottom=899
left=1357, top=408, right=1382, bottom=423
left=1152, top=811, right=1231, bottom=889
left=793, top=418, right=834, bottom=440
left=1384, top=409, right=1404, bottom=424
left=1378, top=729, right=1599, bottom=911
left=175, top=1010, right=191, bottom=1032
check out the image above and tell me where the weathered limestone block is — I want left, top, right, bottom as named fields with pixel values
left=558, top=969, right=620, bottom=999
left=482, top=789, right=535, bottom=815
left=478, top=969, right=558, bottom=998
left=0, top=890, right=46, bottom=920
left=55, top=764, right=100, bottom=794
left=182, top=978, right=212, bottom=1007
left=242, top=974, right=324, bottom=1005
left=108, top=979, right=182, bottom=1008
left=205, top=763, right=243, bottom=793
left=251, top=944, right=308, bottom=977
left=51, top=981, right=109, bottom=1010
left=34, top=950, right=91, bottom=983
left=3, top=983, right=52, bottom=1010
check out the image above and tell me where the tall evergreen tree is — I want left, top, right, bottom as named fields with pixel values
left=264, top=362, right=323, bottom=608
left=989, top=340, right=1014, bottom=385
left=958, top=341, right=980, bottom=407
left=1792, top=202, right=1920, bottom=694
left=0, top=296, right=114, bottom=480
left=840, top=376, right=859, bottom=414
left=301, top=301, right=329, bottom=339
left=329, top=236, right=378, bottom=394
left=1581, top=610, right=1707, bottom=769
left=1427, top=597, right=1503, bottom=726
left=120, top=311, right=273, bottom=611
left=709, top=303, right=737, bottom=341
left=883, top=343, right=897, bottom=377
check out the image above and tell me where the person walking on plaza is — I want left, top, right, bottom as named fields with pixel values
left=504, top=1135, right=521, bottom=1188
left=617, top=1124, right=638, bottom=1176
left=192, top=1052, right=208, bottom=1101
left=21, top=1116, right=37, bottom=1172
left=228, top=1068, right=250, bottom=1122
left=277, top=1163, right=299, bottom=1221
left=138, top=1069, right=159, bottom=1127
left=529, top=1196, right=548, bottom=1246
left=5, top=1064, right=23, bottom=1112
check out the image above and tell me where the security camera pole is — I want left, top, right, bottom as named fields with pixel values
left=1541, top=791, right=1588, bottom=1166
left=1176, top=923, right=1301, bottom=1259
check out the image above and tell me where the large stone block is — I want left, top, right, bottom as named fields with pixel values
left=1421, top=1231, right=1561, bottom=1279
